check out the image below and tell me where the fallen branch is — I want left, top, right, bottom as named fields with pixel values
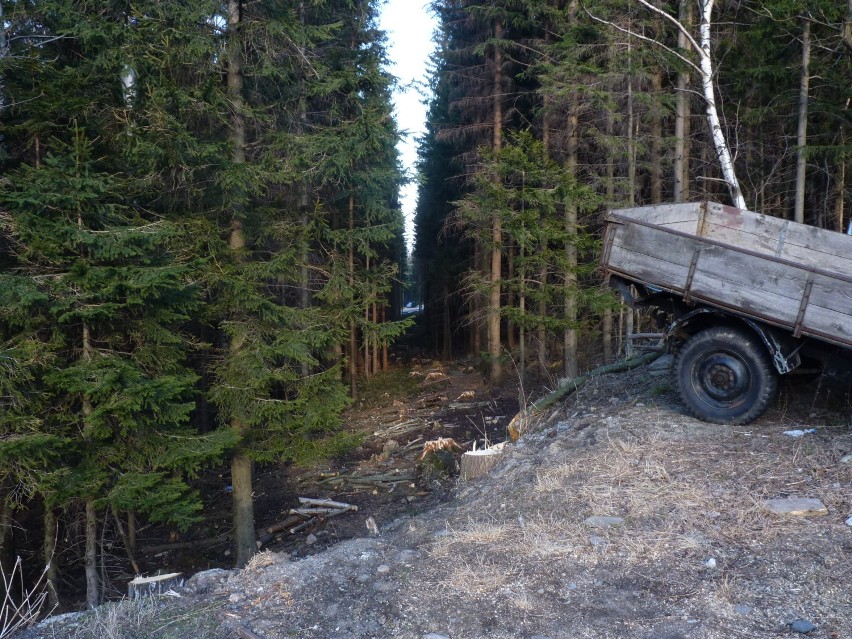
left=141, top=533, right=230, bottom=555
left=261, top=515, right=303, bottom=537
left=508, top=352, right=661, bottom=440
left=297, top=497, right=357, bottom=510
left=235, top=626, right=265, bottom=639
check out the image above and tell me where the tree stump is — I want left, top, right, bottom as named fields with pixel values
left=128, top=572, right=184, bottom=599
left=460, top=443, right=507, bottom=481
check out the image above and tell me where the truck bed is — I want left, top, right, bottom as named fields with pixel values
left=601, top=201, right=852, bottom=349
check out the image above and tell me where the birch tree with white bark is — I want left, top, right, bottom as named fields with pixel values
left=593, top=0, right=748, bottom=209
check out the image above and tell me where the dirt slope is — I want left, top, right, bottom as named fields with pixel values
left=22, top=364, right=852, bottom=639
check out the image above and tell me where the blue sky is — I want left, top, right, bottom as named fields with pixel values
left=378, top=0, right=437, bottom=251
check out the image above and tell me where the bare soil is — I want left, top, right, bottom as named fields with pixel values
left=20, top=359, right=852, bottom=639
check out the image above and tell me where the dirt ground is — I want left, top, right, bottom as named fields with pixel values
left=19, top=357, right=852, bottom=639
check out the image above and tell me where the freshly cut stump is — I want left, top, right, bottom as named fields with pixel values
left=128, top=572, right=184, bottom=599
left=460, top=443, right=507, bottom=481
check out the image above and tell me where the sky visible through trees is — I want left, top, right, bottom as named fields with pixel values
left=379, top=0, right=437, bottom=251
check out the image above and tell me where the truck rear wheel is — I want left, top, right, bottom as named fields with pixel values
left=675, top=326, right=777, bottom=424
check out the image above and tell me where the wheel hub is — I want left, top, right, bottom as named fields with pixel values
left=697, top=353, right=749, bottom=403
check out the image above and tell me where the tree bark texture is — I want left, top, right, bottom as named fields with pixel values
left=348, top=193, right=358, bottom=399
left=488, top=20, right=505, bottom=385
left=563, top=106, right=579, bottom=379
left=227, top=0, right=255, bottom=569
left=835, top=143, right=846, bottom=232
left=698, top=0, right=746, bottom=209
left=650, top=70, right=663, bottom=203
left=674, top=0, right=692, bottom=202
left=794, top=18, right=811, bottom=225
left=85, top=499, right=99, bottom=607
left=43, top=508, right=60, bottom=609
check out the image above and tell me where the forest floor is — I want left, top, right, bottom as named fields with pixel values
left=19, top=351, right=852, bottom=639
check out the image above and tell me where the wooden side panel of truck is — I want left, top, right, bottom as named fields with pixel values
left=601, top=201, right=852, bottom=350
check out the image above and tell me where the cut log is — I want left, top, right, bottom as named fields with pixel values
left=297, top=497, right=357, bottom=510
left=460, top=443, right=507, bottom=481
left=128, top=572, right=184, bottom=599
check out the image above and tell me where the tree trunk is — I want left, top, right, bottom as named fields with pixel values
left=563, top=104, right=579, bottom=379
left=627, top=33, right=636, bottom=207
left=835, top=141, right=846, bottom=232
left=518, top=239, right=526, bottom=380
left=472, top=242, right=482, bottom=357
left=442, top=282, right=452, bottom=359
left=507, top=241, right=515, bottom=352
left=698, top=0, right=746, bottom=209
left=227, top=0, right=255, bottom=569
left=843, top=0, right=852, bottom=53
left=85, top=499, right=99, bottom=607
left=43, top=507, right=60, bottom=609
left=794, top=18, right=811, bottom=225
left=488, top=20, right=505, bottom=386
left=372, top=303, right=379, bottom=375
left=538, top=80, right=551, bottom=372
left=112, top=507, right=140, bottom=575
left=348, top=193, right=358, bottom=399
left=603, top=60, right=616, bottom=365
left=381, top=306, right=389, bottom=371
left=0, top=493, right=14, bottom=607
left=674, top=0, right=692, bottom=203
left=299, top=5, right=311, bottom=379
left=127, top=510, right=136, bottom=555
left=650, top=70, right=663, bottom=203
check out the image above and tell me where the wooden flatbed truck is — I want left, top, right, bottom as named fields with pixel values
left=601, top=201, right=852, bottom=424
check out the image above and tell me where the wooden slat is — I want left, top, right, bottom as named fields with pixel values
left=703, top=203, right=852, bottom=270
left=808, top=273, right=852, bottom=319
left=695, top=245, right=809, bottom=301
left=689, top=271, right=800, bottom=326
left=610, top=202, right=701, bottom=229
left=606, top=243, right=689, bottom=291
left=801, top=304, right=852, bottom=347
left=778, top=243, right=852, bottom=276
left=613, top=223, right=701, bottom=267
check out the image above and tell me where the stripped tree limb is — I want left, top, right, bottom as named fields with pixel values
left=507, top=352, right=660, bottom=440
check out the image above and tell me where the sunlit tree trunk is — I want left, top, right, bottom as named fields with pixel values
left=84, top=500, right=99, bottom=607
left=488, top=19, right=505, bottom=385
left=794, top=18, right=811, bottom=225
left=843, top=0, right=852, bottom=53
left=650, top=70, right=663, bottom=203
left=43, top=508, right=60, bottom=609
left=674, top=0, right=692, bottom=202
left=634, top=0, right=745, bottom=209
left=348, top=192, right=359, bottom=398
left=227, top=0, right=256, bottom=569
left=564, top=103, right=579, bottom=379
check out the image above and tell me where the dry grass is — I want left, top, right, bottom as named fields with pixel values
left=66, top=598, right=224, bottom=639
left=436, top=556, right=517, bottom=595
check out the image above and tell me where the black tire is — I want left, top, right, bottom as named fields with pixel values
left=675, top=326, right=777, bottom=424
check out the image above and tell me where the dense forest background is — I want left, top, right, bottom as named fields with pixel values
left=0, top=0, right=407, bottom=609
left=0, top=0, right=850, bottom=615
left=414, top=0, right=851, bottom=385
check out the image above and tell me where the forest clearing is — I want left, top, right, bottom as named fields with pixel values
left=1, top=0, right=851, bottom=635
left=16, top=359, right=852, bottom=639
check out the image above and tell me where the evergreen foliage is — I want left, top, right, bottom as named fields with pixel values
left=416, top=0, right=849, bottom=372
left=1, top=0, right=406, bottom=592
